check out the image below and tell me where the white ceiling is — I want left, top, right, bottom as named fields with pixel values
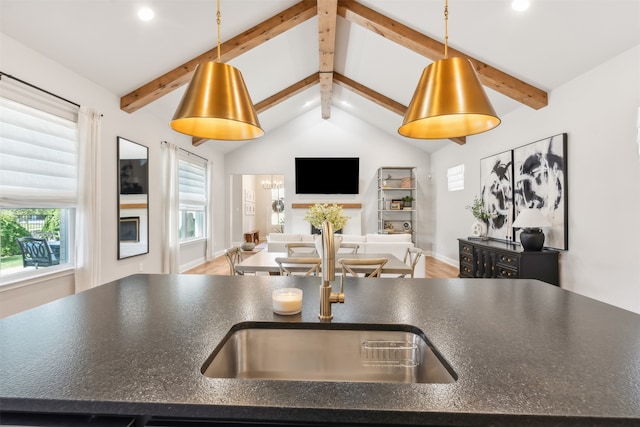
left=1, top=0, right=639, bottom=154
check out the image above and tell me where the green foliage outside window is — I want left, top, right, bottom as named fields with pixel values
left=0, top=209, right=60, bottom=257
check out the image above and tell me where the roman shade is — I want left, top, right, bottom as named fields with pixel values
left=178, top=150, right=207, bottom=212
left=0, top=79, right=79, bottom=208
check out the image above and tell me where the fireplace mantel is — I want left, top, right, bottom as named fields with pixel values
left=291, top=203, right=362, bottom=209
left=289, top=203, right=362, bottom=234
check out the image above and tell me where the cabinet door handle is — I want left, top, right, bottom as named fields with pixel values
left=500, top=269, right=514, bottom=278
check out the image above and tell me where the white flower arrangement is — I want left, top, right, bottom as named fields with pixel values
left=303, top=203, right=350, bottom=232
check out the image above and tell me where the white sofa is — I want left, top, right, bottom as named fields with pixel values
left=266, top=233, right=414, bottom=260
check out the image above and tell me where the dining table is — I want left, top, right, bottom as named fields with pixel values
left=234, top=251, right=412, bottom=276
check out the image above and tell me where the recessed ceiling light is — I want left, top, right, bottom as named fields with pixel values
left=138, top=7, right=155, bottom=22
left=511, top=0, right=530, bottom=12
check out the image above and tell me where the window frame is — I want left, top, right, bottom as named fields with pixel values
left=0, top=77, right=79, bottom=285
left=177, top=150, right=208, bottom=243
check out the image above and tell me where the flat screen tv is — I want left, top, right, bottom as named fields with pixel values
left=295, top=157, right=359, bottom=194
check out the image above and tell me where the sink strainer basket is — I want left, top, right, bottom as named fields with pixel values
left=361, top=340, right=420, bottom=368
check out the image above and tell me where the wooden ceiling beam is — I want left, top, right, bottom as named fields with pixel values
left=121, top=0, right=317, bottom=113
left=337, top=0, right=548, bottom=110
left=333, top=72, right=465, bottom=145
left=192, top=73, right=320, bottom=146
left=334, top=72, right=404, bottom=115
left=318, top=0, right=338, bottom=119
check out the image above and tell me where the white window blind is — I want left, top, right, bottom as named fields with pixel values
left=0, top=95, right=79, bottom=208
left=447, top=164, right=465, bottom=192
left=178, top=150, right=207, bottom=211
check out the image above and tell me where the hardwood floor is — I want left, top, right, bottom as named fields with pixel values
left=185, top=249, right=459, bottom=278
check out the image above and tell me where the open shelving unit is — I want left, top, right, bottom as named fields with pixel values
left=377, top=167, right=417, bottom=243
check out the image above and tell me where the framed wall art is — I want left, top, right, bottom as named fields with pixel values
left=513, top=133, right=568, bottom=250
left=480, top=150, right=514, bottom=240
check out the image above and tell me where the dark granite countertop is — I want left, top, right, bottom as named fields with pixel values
left=1, top=274, right=639, bottom=426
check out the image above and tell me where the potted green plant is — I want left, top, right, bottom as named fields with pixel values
left=402, top=196, right=415, bottom=208
left=465, top=196, right=493, bottom=238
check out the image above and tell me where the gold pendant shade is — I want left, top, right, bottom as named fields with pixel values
left=398, top=57, right=500, bottom=139
left=170, top=61, right=263, bottom=140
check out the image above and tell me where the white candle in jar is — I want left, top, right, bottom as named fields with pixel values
left=272, top=288, right=303, bottom=315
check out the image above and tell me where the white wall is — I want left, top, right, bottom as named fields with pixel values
left=0, top=34, right=227, bottom=317
left=431, top=44, right=640, bottom=314
left=224, top=106, right=433, bottom=248
left=3, top=30, right=637, bottom=317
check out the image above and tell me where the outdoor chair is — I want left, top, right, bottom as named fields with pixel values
left=15, top=237, right=60, bottom=269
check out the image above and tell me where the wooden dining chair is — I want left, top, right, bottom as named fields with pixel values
left=337, top=242, right=360, bottom=254
left=338, top=257, right=388, bottom=289
left=402, top=247, right=424, bottom=278
left=275, top=257, right=321, bottom=276
left=380, top=247, right=424, bottom=279
left=224, top=246, right=243, bottom=275
left=285, top=242, right=317, bottom=256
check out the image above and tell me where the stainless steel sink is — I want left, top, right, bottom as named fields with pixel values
left=201, top=322, right=457, bottom=383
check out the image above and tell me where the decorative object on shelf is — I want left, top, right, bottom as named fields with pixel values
left=480, top=150, right=513, bottom=240
left=512, top=208, right=551, bottom=251
left=390, top=201, right=402, bottom=210
left=398, top=0, right=499, bottom=139
left=170, top=0, right=263, bottom=141
left=513, top=133, right=568, bottom=250
left=400, top=177, right=413, bottom=188
left=466, top=196, right=492, bottom=239
left=241, top=242, right=256, bottom=251
left=402, top=196, right=414, bottom=208
left=470, top=221, right=487, bottom=239
left=303, top=203, right=350, bottom=232
left=466, top=196, right=492, bottom=222
left=378, top=167, right=417, bottom=244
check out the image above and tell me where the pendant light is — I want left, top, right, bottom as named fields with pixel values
left=170, top=0, right=263, bottom=140
left=398, top=0, right=500, bottom=139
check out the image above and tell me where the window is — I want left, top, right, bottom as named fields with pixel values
left=0, top=79, right=78, bottom=280
left=178, top=150, right=207, bottom=241
left=447, top=164, right=465, bottom=191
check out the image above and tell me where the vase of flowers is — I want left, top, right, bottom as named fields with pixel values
left=466, top=196, right=492, bottom=239
left=304, top=203, right=349, bottom=255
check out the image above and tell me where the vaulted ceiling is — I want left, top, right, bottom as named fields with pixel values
left=1, top=1, right=639, bottom=154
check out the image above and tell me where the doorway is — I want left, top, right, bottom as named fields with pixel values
left=229, top=174, right=284, bottom=246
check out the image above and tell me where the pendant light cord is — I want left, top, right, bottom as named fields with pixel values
left=444, top=0, right=449, bottom=59
left=216, top=0, right=221, bottom=63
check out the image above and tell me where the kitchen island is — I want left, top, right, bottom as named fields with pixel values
left=1, top=274, right=639, bottom=426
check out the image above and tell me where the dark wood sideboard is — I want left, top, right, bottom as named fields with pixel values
left=458, top=238, right=559, bottom=286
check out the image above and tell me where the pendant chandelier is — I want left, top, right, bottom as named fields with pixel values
left=170, top=0, right=263, bottom=141
left=398, top=0, right=500, bottom=139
